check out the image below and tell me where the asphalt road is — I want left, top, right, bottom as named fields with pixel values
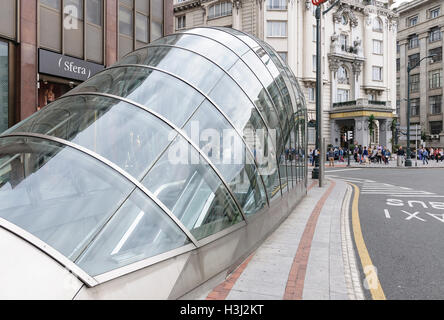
left=326, top=168, right=444, bottom=300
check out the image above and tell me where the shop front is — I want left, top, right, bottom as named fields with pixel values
left=38, top=49, right=105, bottom=110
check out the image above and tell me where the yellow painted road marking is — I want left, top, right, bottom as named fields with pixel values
left=349, top=182, right=386, bottom=300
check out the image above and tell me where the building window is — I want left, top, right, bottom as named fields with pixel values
left=430, top=121, right=442, bottom=134
left=397, top=41, right=400, bottom=53
left=408, top=15, right=418, bottom=27
left=430, top=47, right=442, bottom=63
left=308, top=87, right=315, bottom=102
left=373, top=17, right=383, bottom=32
left=372, top=66, right=382, bottom=81
left=408, top=53, right=420, bottom=69
left=86, top=0, right=103, bottom=26
left=429, top=27, right=442, bottom=43
left=396, top=100, right=400, bottom=115
left=41, top=0, right=61, bottom=10
left=267, top=0, right=287, bottom=10
left=410, top=74, right=420, bottom=93
left=312, top=55, right=317, bottom=72
left=0, top=41, right=8, bottom=133
left=118, top=1, right=164, bottom=59
left=337, top=66, right=348, bottom=84
left=429, top=69, right=442, bottom=89
left=397, top=77, right=400, bottom=94
left=277, top=52, right=287, bottom=63
left=337, top=89, right=350, bottom=102
left=411, top=98, right=420, bottom=116
left=267, top=21, right=287, bottom=37
left=208, top=1, right=232, bottom=19
left=430, top=95, right=442, bottom=114
left=339, top=34, right=348, bottom=52
left=408, top=34, right=419, bottom=49
left=373, top=40, right=383, bottom=54
left=177, top=15, right=186, bottom=30
left=396, top=58, right=400, bottom=72
left=429, top=7, right=440, bottom=19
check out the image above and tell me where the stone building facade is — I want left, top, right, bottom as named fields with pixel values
left=173, top=0, right=398, bottom=150
left=396, top=0, right=444, bottom=148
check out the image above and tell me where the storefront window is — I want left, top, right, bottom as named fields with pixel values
left=0, top=42, right=8, bottom=133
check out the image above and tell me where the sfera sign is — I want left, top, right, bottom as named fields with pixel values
left=39, top=49, right=104, bottom=82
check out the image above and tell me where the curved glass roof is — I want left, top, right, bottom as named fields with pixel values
left=0, top=28, right=307, bottom=279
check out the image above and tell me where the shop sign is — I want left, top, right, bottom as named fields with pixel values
left=39, top=49, right=104, bottom=82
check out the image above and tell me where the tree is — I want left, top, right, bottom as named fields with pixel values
left=368, top=114, right=377, bottom=147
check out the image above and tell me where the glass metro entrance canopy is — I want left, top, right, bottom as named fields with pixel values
left=0, top=27, right=307, bottom=282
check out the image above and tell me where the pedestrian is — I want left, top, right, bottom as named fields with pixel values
left=397, top=146, right=405, bottom=164
left=384, top=148, right=391, bottom=164
left=377, top=146, right=382, bottom=164
left=422, top=147, right=429, bottom=165
left=362, top=146, right=369, bottom=164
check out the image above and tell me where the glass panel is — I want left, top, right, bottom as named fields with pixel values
left=119, top=5, right=133, bottom=37
left=0, top=136, right=135, bottom=261
left=150, top=34, right=238, bottom=70
left=142, top=135, right=243, bottom=240
left=70, top=66, right=206, bottom=128
left=0, top=42, right=8, bottom=133
left=5, top=95, right=175, bottom=181
left=116, top=46, right=225, bottom=93
left=86, top=0, right=103, bottom=25
left=241, top=50, right=289, bottom=141
left=151, top=0, right=164, bottom=20
left=136, top=13, right=148, bottom=43
left=65, top=0, right=83, bottom=20
left=41, top=0, right=61, bottom=10
left=150, top=20, right=162, bottom=41
left=181, top=27, right=251, bottom=57
left=76, top=188, right=190, bottom=276
left=183, top=101, right=268, bottom=215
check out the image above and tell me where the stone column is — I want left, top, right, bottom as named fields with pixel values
left=105, top=0, right=118, bottom=66
left=354, top=117, right=369, bottom=147
left=378, top=119, right=393, bottom=151
left=419, top=32, right=429, bottom=132
left=329, top=57, right=339, bottom=104
left=19, top=1, right=38, bottom=121
left=441, top=26, right=444, bottom=146
left=331, top=120, right=341, bottom=146
left=352, top=60, right=362, bottom=100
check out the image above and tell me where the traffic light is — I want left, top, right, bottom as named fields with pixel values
left=347, top=131, right=353, bottom=141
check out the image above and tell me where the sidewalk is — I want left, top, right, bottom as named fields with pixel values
left=316, top=158, right=444, bottom=168
left=185, top=177, right=364, bottom=300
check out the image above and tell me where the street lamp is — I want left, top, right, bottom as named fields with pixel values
left=405, top=54, right=437, bottom=167
left=311, top=0, right=339, bottom=184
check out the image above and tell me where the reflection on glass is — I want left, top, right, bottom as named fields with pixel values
left=70, top=66, right=206, bottom=128
left=183, top=101, right=267, bottom=215
left=181, top=27, right=251, bottom=57
left=151, top=34, right=239, bottom=70
left=5, top=95, right=175, bottom=181
left=142, top=136, right=243, bottom=240
left=116, top=46, right=225, bottom=93
left=76, top=189, right=190, bottom=276
left=0, top=137, right=134, bottom=261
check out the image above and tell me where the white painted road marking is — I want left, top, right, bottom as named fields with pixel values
left=401, top=210, right=426, bottom=222
left=384, top=209, right=391, bottom=219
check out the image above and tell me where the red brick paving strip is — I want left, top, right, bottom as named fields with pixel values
left=283, top=180, right=336, bottom=300
left=206, top=179, right=320, bottom=300
left=206, top=252, right=256, bottom=300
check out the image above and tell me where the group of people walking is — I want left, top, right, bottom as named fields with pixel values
left=352, top=145, right=391, bottom=165
left=416, top=147, right=444, bottom=165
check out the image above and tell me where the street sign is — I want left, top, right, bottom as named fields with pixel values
left=399, top=125, right=421, bottom=131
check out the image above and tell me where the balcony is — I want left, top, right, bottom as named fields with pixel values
left=331, top=99, right=393, bottom=118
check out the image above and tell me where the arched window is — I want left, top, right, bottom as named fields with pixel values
left=373, top=17, right=383, bottom=32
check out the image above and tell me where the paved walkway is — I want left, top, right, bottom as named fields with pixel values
left=194, top=177, right=364, bottom=300
left=316, top=157, right=444, bottom=168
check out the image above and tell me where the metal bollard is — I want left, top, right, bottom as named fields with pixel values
left=397, top=155, right=402, bottom=167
